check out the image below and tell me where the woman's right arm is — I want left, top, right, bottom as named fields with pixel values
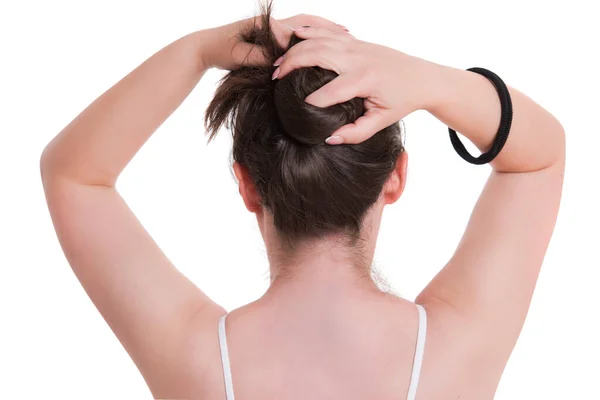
left=414, top=63, right=565, bottom=392
left=275, top=27, right=565, bottom=395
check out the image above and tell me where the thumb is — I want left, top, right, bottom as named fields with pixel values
left=325, top=108, right=395, bottom=145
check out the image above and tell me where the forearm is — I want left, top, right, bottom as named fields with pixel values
left=424, top=62, right=565, bottom=173
left=41, top=30, right=208, bottom=186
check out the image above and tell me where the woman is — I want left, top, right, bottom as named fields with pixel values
left=40, top=3, right=565, bottom=399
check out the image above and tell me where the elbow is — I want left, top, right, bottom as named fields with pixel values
left=555, top=119, right=566, bottom=166
left=39, top=146, right=54, bottom=184
left=544, top=114, right=566, bottom=170
left=39, top=144, right=68, bottom=186
left=39, top=145, right=117, bottom=188
left=555, top=116, right=566, bottom=145
left=39, top=140, right=64, bottom=182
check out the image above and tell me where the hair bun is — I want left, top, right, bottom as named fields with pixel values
left=273, top=68, right=364, bottom=146
left=204, top=1, right=404, bottom=243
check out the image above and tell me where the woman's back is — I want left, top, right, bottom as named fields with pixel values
left=202, top=295, right=430, bottom=400
left=178, top=288, right=499, bottom=400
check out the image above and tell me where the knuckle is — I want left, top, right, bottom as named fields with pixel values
left=296, top=13, right=312, bottom=22
left=342, top=31, right=356, bottom=41
left=311, top=15, right=328, bottom=24
left=305, top=92, right=323, bottom=107
left=360, top=70, right=376, bottom=85
left=313, top=41, right=327, bottom=52
left=321, top=38, right=337, bottom=49
left=315, top=39, right=334, bottom=52
left=338, top=41, right=350, bottom=52
left=283, top=54, right=304, bottom=71
left=282, top=45, right=296, bottom=58
left=304, top=14, right=319, bottom=25
left=317, top=83, right=333, bottom=96
left=283, top=57, right=298, bottom=71
left=313, top=46, right=328, bottom=58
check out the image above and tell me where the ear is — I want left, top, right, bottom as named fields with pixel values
left=232, top=162, right=262, bottom=213
left=382, top=151, right=408, bottom=205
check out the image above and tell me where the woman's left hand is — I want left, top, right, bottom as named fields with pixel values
left=199, top=13, right=349, bottom=70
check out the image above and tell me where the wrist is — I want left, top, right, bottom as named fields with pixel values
left=417, top=59, right=453, bottom=113
left=194, top=26, right=241, bottom=71
left=185, top=29, right=212, bottom=72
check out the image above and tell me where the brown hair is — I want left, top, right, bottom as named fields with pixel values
left=205, top=2, right=404, bottom=250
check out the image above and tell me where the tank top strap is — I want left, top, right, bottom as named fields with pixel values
left=218, top=314, right=235, bottom=400
left=406, top=304, right=427, bottom=400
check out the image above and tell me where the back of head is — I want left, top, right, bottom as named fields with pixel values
left=205, top=3, right=404, bottom=248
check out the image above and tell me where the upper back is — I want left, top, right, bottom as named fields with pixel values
left=178, top=296, right=501, bottom=400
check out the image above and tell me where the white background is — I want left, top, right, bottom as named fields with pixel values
left=1, top=0, right=598, bottom=398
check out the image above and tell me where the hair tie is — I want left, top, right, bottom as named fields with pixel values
left=449, top=67, right=513, bottom=165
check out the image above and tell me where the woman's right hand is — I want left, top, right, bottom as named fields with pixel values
left=201, top=14, right=349, bottom=71
left=274, top=27, right=440, bottom=144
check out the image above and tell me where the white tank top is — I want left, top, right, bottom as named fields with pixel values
left=218, top=304, right=427, bottom=400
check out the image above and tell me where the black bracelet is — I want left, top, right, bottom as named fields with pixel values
left=449, top=67, right=513, bottom=165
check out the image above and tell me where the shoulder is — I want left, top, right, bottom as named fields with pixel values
left=145, top=304, right=227, bottom=399
left=416, top=299, right=505, bottom=399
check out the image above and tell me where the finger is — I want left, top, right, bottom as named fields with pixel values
left=291, top=26, right=353, bottom=41
left=275, top=38, right=343, bottom=79
left=326, top=109, right=396, bottom=145
left=271, top=20, right=297, bottom=49
left=273, top=22, right=347, bottom=52
left=275, top=16, right=332, bottom=48
left=282, top=14, right=348, bottom=33
left=305, top=73, right=363, bottom=108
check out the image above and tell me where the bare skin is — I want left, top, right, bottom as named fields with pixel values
left=40, top=12, right=565, bottom=400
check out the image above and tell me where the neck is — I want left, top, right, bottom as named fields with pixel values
left=260, top=237, right=385, bottom=312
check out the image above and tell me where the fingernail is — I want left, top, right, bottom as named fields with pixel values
left=273, top=55, right=284, bottom=67
left=325, top=136, right=344, bottom=145
left=272, top=67, right=280, bottom=80
left=292, top=26, right=308, bottom=31
left=338, top=24, right=350, bottom=32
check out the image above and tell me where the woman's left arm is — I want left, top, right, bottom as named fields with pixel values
left=40, top=15, right=344, bottom=395
left=38, top=22, right=268, bottom=394
left=39, top=29, right=227, bottom=394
